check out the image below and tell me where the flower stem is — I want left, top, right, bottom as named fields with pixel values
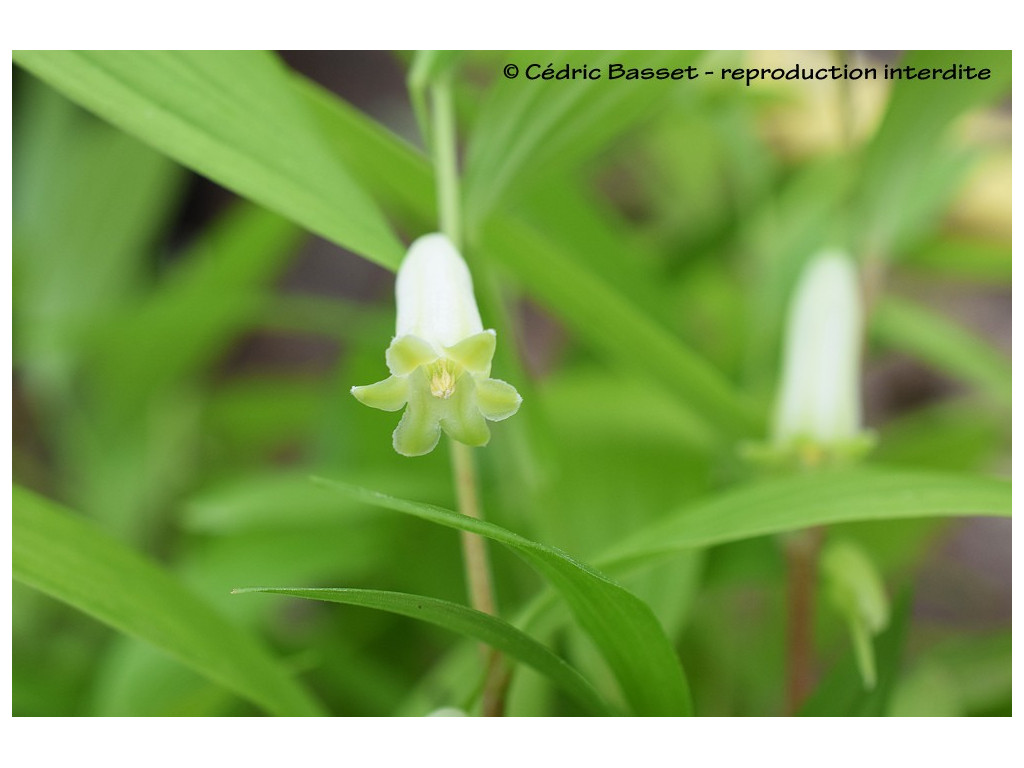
left=428, top=62, right=507, bottom=716
left=450, top=440, right=509, bottom=715
left=450, top=442, right=496, bottom=613
left=430, top=76, right=461, bottom=250
left=784, top=525, right=825, bottom=714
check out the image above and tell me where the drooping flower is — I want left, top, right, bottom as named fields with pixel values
left=770, top=251, right=871, bottom=465
left=351, top=233, right=521, bottom=456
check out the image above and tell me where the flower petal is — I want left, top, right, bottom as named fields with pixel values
left=350, top=376, right=409, bottom=412
left=476, top=377, right=522, bottom=421
left=395, top=233, right=484, bottom=349
left=443, top=330, right=496, bottom=374
left=439, top=375, right=490, bottom=447
left=392, top=368, right=443, bottom=456
left=385, top=334, right=438, bottom=376
left=392, top=404, right=442, bottom=457
left=773, top=252, right=863, bottom=446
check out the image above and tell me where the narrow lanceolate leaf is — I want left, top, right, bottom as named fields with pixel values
left=235, top=587, right=610, bottom=716
left=857, top=50, right=1010, bottom=252
left=312, top=477, right=692, bottom=716
left=871, top=296, right=1011, bottom=410
left=510, top=467, right=1010, bottom=647
left=13, top=50, right=404, bottom=269
left=12, top=486, right=324, bottom=717
left=603, top=467, right=1010, bottom=569
left=463, top=51, right=690, bottom=223
left=821, top=540, right=891, bottom=690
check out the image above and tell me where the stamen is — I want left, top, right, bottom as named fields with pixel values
left=428, top=359, right=458, bottom=399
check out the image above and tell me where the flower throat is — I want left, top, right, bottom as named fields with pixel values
left=427, top=359, right=458, bottom=399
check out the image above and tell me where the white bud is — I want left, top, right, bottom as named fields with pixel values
left=772, top=252, right=864, bottom=448
left=395, top=233, right=483, bottom=352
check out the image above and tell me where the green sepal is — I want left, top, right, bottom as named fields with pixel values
left=476, top=377, right=522, bottom=421
left=443, top=330, right=496, bottom=374
left=386, top=334, right=438, bottom=376
left=350, top=375, right=409, bottom=412
left=740, top=432, right=876, bottom=471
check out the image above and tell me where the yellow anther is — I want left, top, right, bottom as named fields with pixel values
left=428, top=359, right=458, bottom=400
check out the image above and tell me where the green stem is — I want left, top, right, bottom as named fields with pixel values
left=430, top=76, right=461, bottom=249
left=427, top=63, right=506, bottom=716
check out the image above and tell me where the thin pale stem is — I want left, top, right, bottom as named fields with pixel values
left=450, top=441, right=497, bottom=615
left=450, top=440, right=509, bottom=716
left=430, top=76, right=461, bottom=250
left=427, top=65, right=507, bottom=716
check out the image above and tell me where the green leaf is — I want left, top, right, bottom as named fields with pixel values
left=601, top=467, right=1010, bottom=569
left=312, top=477, right=693, bottom=716
left=463, top=51, right=688, bottom=223
left=872, top=400, right=1006, bottom=472
left=870, top=295, right=1011, bottom=409
left=294, top=73, right=436, bottom=233
left=14, top=74, right=182, bottom=281
left=864, top=51, right=1010, bottom=173
left=821, top=540, right=890, bottom=689
left=857, top=50, right=1010, bottom=254
left=235, top=587, right=609, bottom=716
left=12, top=485, right=324, bottom=717
left=902, top=236, right=1010, bottom=285
left=440, top=467, right=1009, bottom=710
left=516, top=178, right=665, bottom=320
left=90, top=639, right=239, bottom=716
left=13, top=75, right=183, bottom=394
left=13, top=50, right=403, bottom=268
left=182, top=469, right=448, bottom=534
left=489, top=465, right=1008, bottom=708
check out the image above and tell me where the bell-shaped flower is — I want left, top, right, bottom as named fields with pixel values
left=770, top=251, right=871, bottom=465
left=351, top=233, right=522, bottom=456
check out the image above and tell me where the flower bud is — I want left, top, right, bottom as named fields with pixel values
left=771, top=251, right=868, bottom=463
left=395, top=233, right=484, bottom=350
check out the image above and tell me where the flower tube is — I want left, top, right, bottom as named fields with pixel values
left=771, top=251, right=870, bottom=464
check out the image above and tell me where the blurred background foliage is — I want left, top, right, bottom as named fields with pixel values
left=11, top=50, right=1010, bottom=716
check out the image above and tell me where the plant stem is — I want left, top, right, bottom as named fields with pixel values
left=450, top=442, right=496, bottom=614
left=430, top=76, right=461, bottom=250
left=450, top=440, right=509, bottom=716
left=784, top=525, right=825, bottom=714
left=429, top=65, right=507, bottom=716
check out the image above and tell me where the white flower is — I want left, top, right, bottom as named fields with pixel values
left=351, top=234, right=522, bottom=456
left=772, top=251, right=865, bottom=455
